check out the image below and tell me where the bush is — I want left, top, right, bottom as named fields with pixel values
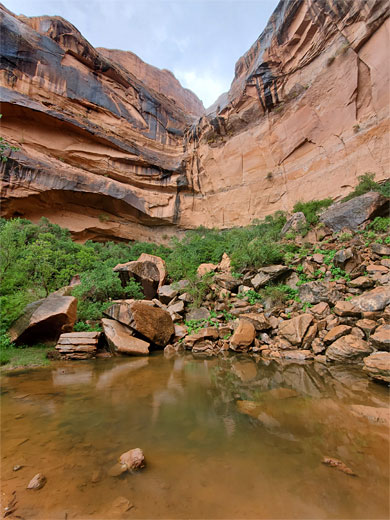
left=72, top=265, right=144, bottom=321
left=368, top=217, right=390, bottom=233
left=293, top=198, right=333, bottom=226
left=260, top=284, right=298, bottom=306
left=342, top=173, right=390, bottom=201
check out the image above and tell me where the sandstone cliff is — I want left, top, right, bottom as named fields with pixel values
left=1, top=0, right=389, bottom=241
left=0, top=4, right=204, bottom=241
left=181, top=0, right=389, bottom=228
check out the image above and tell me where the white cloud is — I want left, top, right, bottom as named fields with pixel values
left=174, top=69, right=227, bottom=108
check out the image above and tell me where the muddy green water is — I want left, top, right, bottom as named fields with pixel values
left=1, top=353, right=389, bottom=519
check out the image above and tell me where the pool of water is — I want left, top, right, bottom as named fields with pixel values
left=1, top=353, right=389, bottom=519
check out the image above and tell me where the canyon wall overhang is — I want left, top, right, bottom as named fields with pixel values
left=1, top=0, right=389, bottom=241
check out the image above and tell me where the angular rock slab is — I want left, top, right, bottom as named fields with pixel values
left=363, top=352, right=390, bottom=383
left=230, top=319, right=255, bottom=349
left=105, top=300, right=174, bottom=346
left=278, top=314, right=313, bottom=346
left=102, top=318, right=150, bottom=355
left=351, top=286, right=390, bottom=312
left=326, top=334, right=372, bottom=362
left=370, top=325, right=390, bottom=351
left=9, top=295, right=77, bottom=345
left=320, top=191, right=389, bottom=231
left=114, top=254, right=167, bottom=299
left=299, top=281, right=341, bottom=305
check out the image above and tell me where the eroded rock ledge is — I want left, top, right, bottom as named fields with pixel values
left=1, top=0, right=389, bottom=241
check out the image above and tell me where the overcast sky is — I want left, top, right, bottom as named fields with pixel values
left=5, top=0, right=279, bottom=107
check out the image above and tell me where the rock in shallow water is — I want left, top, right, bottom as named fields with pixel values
left=27, top=473, right=47, bottom=489
left=363, top=352, right=390, bottom=383
left=119, top=448, right=145, bottom=471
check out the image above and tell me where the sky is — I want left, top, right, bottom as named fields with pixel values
left=4, top=0, right=279, bottom=107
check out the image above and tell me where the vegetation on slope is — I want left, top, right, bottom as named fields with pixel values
left=0, top=173, right=388, bottom=366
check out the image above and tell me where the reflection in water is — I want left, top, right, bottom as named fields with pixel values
left=1, top=354, right=389, bottom=519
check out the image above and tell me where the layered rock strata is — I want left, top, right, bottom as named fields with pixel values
left=1, top=1, right=389, bottom=241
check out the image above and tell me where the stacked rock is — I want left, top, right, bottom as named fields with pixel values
left=55, top=332, right=100, bottom=359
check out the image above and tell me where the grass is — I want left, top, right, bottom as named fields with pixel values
left=0, top=344, right=51, bottom=369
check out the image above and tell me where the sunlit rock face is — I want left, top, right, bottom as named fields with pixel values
left=1, top=0, right=389, bottom=241
left=182, top=0, right=390, bottom=229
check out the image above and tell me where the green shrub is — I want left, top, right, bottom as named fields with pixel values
left=184, top=272, right=215, bottom=309
left=72, top=266, right=143, bottom=321
left=260, top=284, right=298, bottom=306
left=73, top=321, right=102, bottom=332
left=342, top=173, right=390, bottom=201
left=293, top=198, right=333, bottom=226
left=368, top=217, right=390, bottom=233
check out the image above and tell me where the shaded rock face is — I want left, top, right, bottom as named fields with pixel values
left=8, top=295, right=77, bottom=345
left=320, top=192, right=389, bottom=231
left=0, top=7, right=203, bottom=242
left=104, top=300, right=174, bottom=346
left=1, top=1, right=389, bottom=240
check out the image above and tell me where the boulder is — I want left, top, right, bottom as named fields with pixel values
left=348, top=276, right=374, bottom=289
left=167, top=300, right=185, bottom=315
left=157, top=285, right=178, bottom=304
left=8, top=295, right=77, bottom=345
left=370, top=325, right=390, bottom=351
left=351, top=286, right=390, bottom=312
left=320, top=192, right=389, bottom=231
left=119, top=448, right=145, bottom=471
left=324, top=325, right=352, bottom=344
left=299, top=281, right=341, bottom=305
left=197, top=263, right=217, bottom=277
left=326, top=335, right=372, bottom=362
left=230, top=319, right=256, bottom=349
left=238, top=312, right=270, bottom=331
left=278, top=314, right=313, bottom=346
left=310, top=301, right=330, bottom=318
left=185, top=307, right=210, bottom=321
left=363, top=352, right=390, bottom=383
left=104, top=301, right=174, bottom=346
left=218, top=253, right=231, bottom=273
left=281, top=212, right=306, bottom=235
left=356, top=319, right=377, bottom=335
left=113, top=254, right=167, bottom=299
left=102, top=318, right=150, bottom=355
left=214, top=273, right=240, bottom=292
left=372, top=243, right=390, bottom=256
left=251, top=265, right=290, bottom=289
left=184, top=327, right=219, bottom=348
left=333, top=301, right=360, bottom=317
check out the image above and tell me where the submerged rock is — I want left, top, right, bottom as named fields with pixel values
left=322, top=457, right=356, bottom=476
left=27, top=473, right=47, bottom=490
left=119, top=448, right=145, bottom=471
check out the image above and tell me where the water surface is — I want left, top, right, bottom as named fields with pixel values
left=1, top=353, right=389, bottom=519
